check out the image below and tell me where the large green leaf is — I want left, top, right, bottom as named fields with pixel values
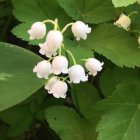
left=112, top=0, right=137, bottom=7
left=97, top=81, right=140, bottom=140
left=58, top=0, right=116, bottom=24
left=12, top=0, right=71, bottom=45
left=45, top=83, right=101, bottom=140
left=0, top=42, right=45, bottom=111
left=45, top=106, right=97, bottom=140
left=71, top=82, right=101, bottom=122
left=0, top=105, right=33, bottom=137
left=84, top=24, right=140, bottom=67
left=100, top=66, right=140, bottom=97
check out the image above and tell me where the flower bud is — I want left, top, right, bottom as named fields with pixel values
left=85, top=58, right=104, bottom=76
left=46, top=30, right=63, bottom=51
left=39, top=42, right=57, bottom=58
left=49, top=81, right=68, bottom=98
left=33, top=60, right=52, bottom=79
left=114, top=14, right=131, bottom=30
left=28, top=22, right=46, bottom=40
left=45, top=76, right=59, bottom=91
left=72, top=21, right=91, bottom=41
left=68, top=65, right=88, bottom=83
left=52, top=56, right=68, bottom=75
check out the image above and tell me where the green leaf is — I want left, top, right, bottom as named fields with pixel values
left=0, top=105, right=33, bottom=137
left=13, top=0, right=70, bottom=24
left=112, top=0, right=137, bottom=7
left=12, top=0, right=71, bottom=45
left=45, top=106, right=97, bottom=140
left=100, top=66, right=140, bottom=97
left=58, top=0, right=116, bottom=24
left=64, top=39, right=93, bottom=66
left=71, top=82, right=101, bottom=122
left=45, top=83, right=101, bottom=140
left=0, top=42, right=45, bottom=111
left=97, top=81, right=140, bottom=140
left=84, top=24, right=140, bottom=67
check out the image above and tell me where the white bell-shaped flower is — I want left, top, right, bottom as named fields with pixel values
left=71, top=21, right=91, bottom=41
left=46, top=30, right=63, bottom=51
left=114, top=14, right=131, bottom=30
left=85, top=58, right=104, bottom=76
left=39, top=42, right=57, bottom=58
left=45, top=76, right=59, bottom=91
left=68, top=64, right=88, bottom=83
left=28, top=22, right=46, bottom=40
left=33, top=60, right=52, bottom=79
left=138, top=37, right=140, bottom=45
left=49, top=81, right=68, bottom=98
left=52, top=56, right=68, bottom=75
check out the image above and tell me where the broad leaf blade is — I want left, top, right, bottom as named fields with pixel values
left=0, top=42, right=45, bottom=111
left=12, top=0, right=71, bottom=45
left=71, top=82, right=100, bottom=122
left=58, top=0, right=116, bottom=24
left=100, top=66, right=140, bottom=97
left=84, top=24, right=140, bottom=67
left=97, top=81, right=140, bottom=140
left=112, top=0, right=137, bottom=7
left=45, top=106, right=97, bottom=140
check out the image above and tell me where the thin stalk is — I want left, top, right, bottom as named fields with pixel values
left=61, top=23, right=74, bottom=34
left=66, top=50, right=76, bottom=65
left=128, top=11, right=138, bottom=17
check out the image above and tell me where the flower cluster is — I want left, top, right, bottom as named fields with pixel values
left=28, top=19, right=103, bottom=98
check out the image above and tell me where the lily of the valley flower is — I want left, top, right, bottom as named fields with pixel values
left=28, top=22, right=46, bottom=40
left=114, top=14, right=131, bottom=30
left=52, top=56, right=68, bottom=75
left=85, top=58, right=104, bottom=76
left=71, top=21, right=91, bottom=41
left=39, top=42, right=57, bottom=58
left=46, top=30, right=63, bottom=51
left=33, top=60, right=52, bottom=79
left=45, top=76, right=59, bottom=91
left=138, top=37, right=140, bottom=45
left=68, top=64, right=88, bottom=83
left=49, top=81, right=68, bottom=98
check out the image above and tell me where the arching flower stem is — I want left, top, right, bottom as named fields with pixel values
left=61, top=23, right=74, bottom=34
left=66, top=50, right=76, bottom=65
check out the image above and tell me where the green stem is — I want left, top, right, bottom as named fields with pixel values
left=131, top=30, right=140, bottom=34
left=81, top=59, right=87, bottom=62
left=61, top=23, right=74, bottom=34
left=42, top=19, right=56, bottom=25
left=59, top=47, right=62, bottom=56
left=60, top=76, right=69, bottom=81
left=48, top=57, right=54, bottom=62
left=54, top=19, right=58, bottom=30
left=42, top=19, right=59, bottom=30
left=66, top=50, right=76, bottom=65
left=128, top=11, right=138, bottom=17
